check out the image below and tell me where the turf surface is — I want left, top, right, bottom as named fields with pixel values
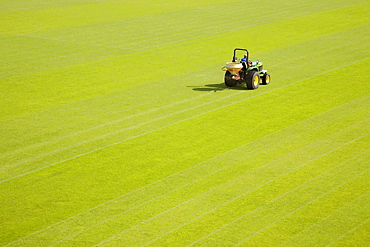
left=1, top=0, right=369, bottom=246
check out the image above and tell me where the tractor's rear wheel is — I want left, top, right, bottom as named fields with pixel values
left=246, top=71, right=260, bottom=89
left=262, top=73, right=271, bottom=85
left=224, top=71, right=237, bottom=87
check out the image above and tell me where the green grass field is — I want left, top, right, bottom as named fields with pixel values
left=1, top=0, right=369, bottom=246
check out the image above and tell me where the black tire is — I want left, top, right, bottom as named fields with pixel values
left=245, top=70, right=260, bottom=89
left=262, top=73, right=271, bottom=85
left=224, top=71, right=237, bottom=87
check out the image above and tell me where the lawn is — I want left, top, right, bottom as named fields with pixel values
left=1, top=0, right=369, bottom=246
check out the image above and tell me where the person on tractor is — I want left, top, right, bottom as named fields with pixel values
left=240, top=54, right=247, bottom=63
left=241, top=54, right=251, bottom=66
left=240, top=54, right=249, bottom=79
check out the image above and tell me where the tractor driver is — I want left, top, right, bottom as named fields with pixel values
left=240, top=54, right=250, bottom=80
left=240, top=54, right=251, bottom=66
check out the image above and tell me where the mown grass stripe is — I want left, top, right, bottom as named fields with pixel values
left=279, top=192, right=370, bottom=247
left=326, top=217, right=370, bottom=247
left=189, top=151, right=370, bottom=246
left=145, top=151, right=370, bottom=246
left=43, top=131, right=370, bottom=245
left=50, top=104, right=370, bottom=245
left=6, top=96, right=368, bottom=246
left=234, top=171, right=370, bottom=246
left=94, top=123, right=369, bottom=246
left=0, top=92, right=212, bottom=162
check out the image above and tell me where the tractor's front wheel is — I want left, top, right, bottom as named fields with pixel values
left=224, top=71, right=237, bottom=87
left=262, top=73, right=271, bottom=85
left=246, top=71, right=260, bottom=89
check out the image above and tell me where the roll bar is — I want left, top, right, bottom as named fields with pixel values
left=232, top=48, right=249, bottom=62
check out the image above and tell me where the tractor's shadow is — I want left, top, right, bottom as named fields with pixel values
left=189, top=83, right=245, bottom=92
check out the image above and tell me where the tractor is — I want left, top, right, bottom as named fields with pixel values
left=222, top=48, right=270, bottom=89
